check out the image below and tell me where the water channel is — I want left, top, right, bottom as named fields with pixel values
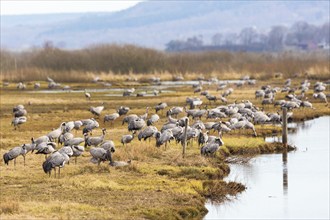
left=205, top=116, right=330, bottom=219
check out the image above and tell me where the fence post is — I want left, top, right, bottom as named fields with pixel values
left=182, top=118, right=189, bottom=158
left=282, top=107, right=288, bottom=148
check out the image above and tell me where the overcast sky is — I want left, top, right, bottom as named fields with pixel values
left=0, top=0, right=142, bottom=15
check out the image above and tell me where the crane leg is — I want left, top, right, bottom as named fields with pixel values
left=58, top=167, right=61, bottom=178
left=54, top=168, right=56, bottom=178
left=253, top=129, right=257, bottom=137
left=14, top=158, right=16, bottom=166
left=75, top=157, right=77, bottom=164
left=23, top=155, right=26, bottom=166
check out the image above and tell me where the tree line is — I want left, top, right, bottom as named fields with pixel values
left=1, top=41, right=329, bottom=81
left=166, top=21, right=330, bottom=52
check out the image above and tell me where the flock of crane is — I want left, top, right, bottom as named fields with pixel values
left=3, top=76, right=329, bottom=178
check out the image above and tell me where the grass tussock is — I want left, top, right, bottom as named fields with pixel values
left=0, top=201, right=20, bottom=215
left=199, top=180, right=246, bottom=203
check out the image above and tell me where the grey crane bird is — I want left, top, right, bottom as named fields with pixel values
left=84, top=89, right=91, bottom=100
left=47, top=122, right=65, bottom=142
left=13, top=104, right=25, bottom=113
left=185, top=108, right=199, bottom=118
left=166, top=107, right=183, bottom=118
left=82, top=118, right=99, bottom=135
left=104, top=112, right=120, bottom=126
left=42, top=149, right=73, bottom=178
left=198, top=131, right=209, bottom=147
left=71, top=145, right=85, bottom=164
left=206, top=94, right=217, bottom=103
left=222, top=88, right=234, bottom=97
left=313, top=92, right=328, bottom=105
left=267, top=112, right=282, bottom=124
left=13, top=108, right=27, bottom=118
left=34, top=142, right=57, bottom=158
left=138, top=126, right=158, bottom=141
left=191, top=109, right=207, bottom=120
left=31, top=136, right=50, bottom=147
left=155, top=130, right=174, bottom=150
left=121, top=131, right=136, bottom=147
left=191, top=120, right=205, bottom=130
left=253, top=111, right=271, bottom=125
left=201, top=134, right=224, bottom=157
left=58, top=132, right=74, bottom=146
left=123, top=88, right=135, bottom=96
left=84, top=128, right=107, bottom=148
left=139, top=107, right=150, bottom=120
left=301, top=100, right=314, bottom=109
left=169, top=126, right=184, bottom=142
left=3, top=144, right=27, bottom=166
left=206, top=108, right=227, bottom=119
left=194, top=86, right=202, bottom=93
left=147, top=114, right=160, bottom=126
left=204, top=122, right=216, bottom=131
left=90, top=106, right=104, bottom=118
left=281, top=101, right=300, bottom=110
left=219, top=96, right=228, bottom=104
left=90, top=147, right=114, bottom=165
left=136, top=91, right=147, bottom=97
left=216, top=121, right=231, bottom=133
left=23, top=142, right=36, bottom=154
left=166, top=115, right=178, bottom=124
left=99, top=141, right=115, bottom=151
left=73, top=120, right=83, bottom=131
left=58, top=145, right=74, bottom=157
left=200, top=90, right=209, bottom=96
left=11, top=116, right=27, bottom=130
left=63, top=121, right=75, bottom=133
left=17, top=82, right=26, bottom=90
left=217, top=83, right=227, bottom=91
left=47, top=76, right=55, bottom=83
left=64, top=136, right=85, bottom=146
left=155, top=102, right=168, bottom=113
left=177, top=127, right=200, bottom=145
left=117, top=106, right=130, bottom=116
left=122, top=114, right=139, bottom=125
left=161, top=122, right=178, bottom=132
left=128, top=118, right=146, bottom=132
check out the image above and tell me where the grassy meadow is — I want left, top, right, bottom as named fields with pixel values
left=0, top=70, right=329, bottom=219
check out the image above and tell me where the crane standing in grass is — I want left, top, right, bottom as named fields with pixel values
left=3, top=144, right=27, bottom=166
left=42, top=147, right=73, bottom=178
left=85, top=89, right=91, bottom=100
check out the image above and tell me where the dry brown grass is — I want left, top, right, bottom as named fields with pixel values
left=0, top=76, right=329, bottom=219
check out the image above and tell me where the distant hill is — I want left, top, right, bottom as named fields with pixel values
left=1, top=1, right=329, bottom=50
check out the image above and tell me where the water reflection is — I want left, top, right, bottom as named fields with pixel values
left=282, top=149, right=288, bottom=196
left=205, top=116, right=330, bottom=219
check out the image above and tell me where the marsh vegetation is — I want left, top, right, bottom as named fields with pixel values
left=0, top=48, right=329, bottom=219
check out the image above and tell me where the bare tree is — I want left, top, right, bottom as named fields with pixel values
left=239, top=27, right=258, bottom=45
left=211, top=33, right=223, bottom=46
left=268, top=25, right=287, bottom=51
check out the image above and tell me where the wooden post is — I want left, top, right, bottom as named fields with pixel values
left=182, top=118, right=189, bottom=158
left=282, top=107, right=288, bottom=148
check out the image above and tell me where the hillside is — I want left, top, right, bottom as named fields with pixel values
left=1, top=1, right=329, bottom=50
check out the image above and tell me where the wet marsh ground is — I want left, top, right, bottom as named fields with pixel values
left=0, top=77, right=329, bottom=219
